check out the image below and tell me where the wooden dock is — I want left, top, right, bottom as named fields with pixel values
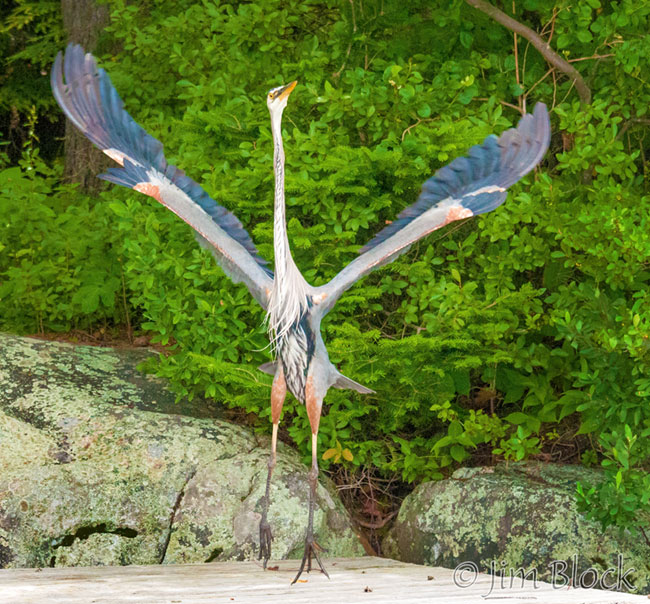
left=0, top=557, right=646, bottom=604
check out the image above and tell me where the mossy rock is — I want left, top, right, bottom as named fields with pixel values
left=384, top=463, right=649, bottom=593
left=0, top=334, right=364, bottom=568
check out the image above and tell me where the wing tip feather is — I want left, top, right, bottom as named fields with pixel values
left=51, top=44, right=272, bottom=275
left=360, top=101, right=551, bottom=252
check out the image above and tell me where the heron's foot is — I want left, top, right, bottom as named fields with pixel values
left=291, top=536, right=329, bottom=584
left=258, top=520, right=273, bottom=569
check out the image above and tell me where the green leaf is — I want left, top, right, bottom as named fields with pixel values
left=504, top=412, right=529, bottom=425
left=450, top=444, right=468, bottom=462
left=577, top=418, right=601, bottom=435
left=459, top=31, right=473, bottom=49
left=448, top=421, right=463, bottom=439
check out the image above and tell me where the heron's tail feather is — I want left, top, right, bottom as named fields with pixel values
left=258, top=361, right=277, bottom=376
left=332, top=373, right=375, bottom=394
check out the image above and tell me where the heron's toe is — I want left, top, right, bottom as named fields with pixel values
left=259, top=520, right=273, bottom=568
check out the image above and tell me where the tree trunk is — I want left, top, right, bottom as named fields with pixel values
left=60, top=0, right=111, bottom=193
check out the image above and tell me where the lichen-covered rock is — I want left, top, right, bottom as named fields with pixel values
left=0, top=334, right=364, bottom=568
left=384, top=464, right=649, bottom=593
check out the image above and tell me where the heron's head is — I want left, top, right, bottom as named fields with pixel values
left=266, top=81, right=297, bottom=114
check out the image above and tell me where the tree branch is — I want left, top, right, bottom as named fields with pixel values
left=465, top=0, right=591, bottom=105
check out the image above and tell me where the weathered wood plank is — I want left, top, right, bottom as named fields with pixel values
left=0, top=557, right=645, bottom=604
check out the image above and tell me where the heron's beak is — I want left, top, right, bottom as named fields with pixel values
left=277, top=80, right=297, bottom=102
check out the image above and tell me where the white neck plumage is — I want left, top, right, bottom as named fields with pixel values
left=266, top=107, right=309, bottom=351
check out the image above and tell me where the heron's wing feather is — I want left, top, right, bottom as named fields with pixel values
left=314, top=104, right=550, bottom=316
left=51, top=44, right=273, bottom=309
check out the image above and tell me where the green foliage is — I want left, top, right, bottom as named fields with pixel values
left=0, top=152, right=126, bottom=333
left=0, top=0, right=64, bottom=113
left=1, top=0, right=649, bottom=535
left=0, top=0, right=65, bottom=162
left=577, top=424, right=650, bottom=537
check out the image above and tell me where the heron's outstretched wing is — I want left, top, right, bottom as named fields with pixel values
left=51, top=44, right=273, bottom=309
left=313, top=103, right=551, bottom=316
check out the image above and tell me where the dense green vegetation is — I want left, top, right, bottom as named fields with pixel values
left=1, top=0, right=649, bottom=538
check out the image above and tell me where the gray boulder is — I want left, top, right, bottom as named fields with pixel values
left=0, top=334, right=364, bottom=568
left=384, top=464, right=649, bottom=593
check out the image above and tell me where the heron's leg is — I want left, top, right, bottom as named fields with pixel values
left=259, top=367, right=286, bottom=568
left=292, top=383, right=329, bottom=584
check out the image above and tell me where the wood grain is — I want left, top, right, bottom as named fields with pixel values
left=0, top=557, right=645, bottom=604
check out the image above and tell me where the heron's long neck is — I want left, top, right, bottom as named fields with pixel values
left=267, top=108, right=308, bottom=348
left=270, top=109, right=293, bottom=280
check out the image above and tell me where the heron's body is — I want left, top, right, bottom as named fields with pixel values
left=51, top=44, right=551, bottom=583
left=264, top=83, right=375, bottom=429
left=277, top=319, right=315, bottom=401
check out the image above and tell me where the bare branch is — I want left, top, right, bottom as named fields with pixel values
left=465, top=0, right=592, bottom=104
left=568, top=53, right=614, bottom=63
left=616, top=118, right=650, bottom=141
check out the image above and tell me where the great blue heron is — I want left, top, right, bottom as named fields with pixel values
left=52, top=44, right=550, bottom=582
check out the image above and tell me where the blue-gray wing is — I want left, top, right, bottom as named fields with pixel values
left=51, top=44, right=273, bottom=309
left=313, top=103, right=550, bottom=316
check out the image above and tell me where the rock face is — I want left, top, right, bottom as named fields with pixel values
left=0, top=334, right=364, bottom=568
left=384, top=464, right=649, bottom=593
